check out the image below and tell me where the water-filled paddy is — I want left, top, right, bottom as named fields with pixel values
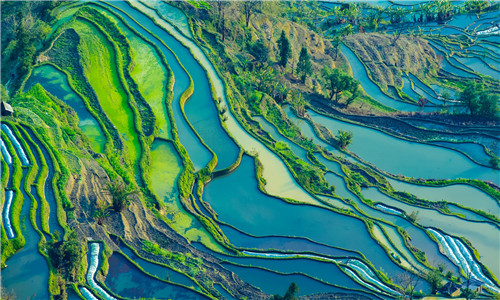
left=217, top=224, right=363, bottom=259
left=97, top=1, right=212, bottom=171
left=113, top=1, right=240, bottom=171
left=307, top=109, right=499, bottom=182
left=105, top=252, right=208, bottom=299
left=24, top=65, right=105, bottom=152
left=204, top=155, right=405, bottom=277
left=221, top=262, right=378, bottom=298
left=387, top=178, right=499, bottom=216
left=362, top=187, right=500, bottom=279
left=2, top=169, right=50, bottom=299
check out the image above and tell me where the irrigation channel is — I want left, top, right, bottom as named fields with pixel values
left=2, top=1, right=499, bottom=299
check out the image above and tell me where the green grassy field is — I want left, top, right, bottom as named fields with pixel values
left=94, top=6, right=172, bottom=140
left=72, top=18, right=141, bottom=169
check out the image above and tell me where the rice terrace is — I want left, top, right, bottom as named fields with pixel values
left=1, top=0, right=500, bottom=299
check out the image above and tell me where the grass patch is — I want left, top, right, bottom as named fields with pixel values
left=91, top=6, right=172, bottom=140
left=71, top=18, right=141, bottom=172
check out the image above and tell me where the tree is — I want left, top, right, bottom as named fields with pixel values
left=296, top=47, right=312, bottom=83
left=241, top=1, right=255, bottom=28
left=426, top=268, right=443, bottom=294
left=440, top=90, right=451, bottom=105
left=323, top=67, right=358, bottom=103
left=345, top=79, right=361, bottom=107
left=270, top=282, right=299, bottom=300
left=478, top=92, right=498, bottom=117
left=396, top=271, right=421, bottom=300
left=105, top=180, right=138, bottom=212
left=277, top=30, right=291, bottom=68
left=46, top=231, right=82, bottom=281
left=249, top=39, right=269, bottom=67
left=93, top=199, right=110, bottom=226
left=332, top=35, right=341, bottom=60
left=459, top=81, right=498, bottom=117
left=459, top=81, right=481, bottom=115
left=341, top=24, right=354, bottom=36
left=336, top=130, right=353, bottom=148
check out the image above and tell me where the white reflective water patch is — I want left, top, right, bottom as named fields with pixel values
left=3, top=190, right=15, bottom=239
left=347, top=261, right=400, bottom=295
left=243, top=250, right=399, bottom=295
left=375, top=204, right=402, bottom=215
left=344, top=267, right=384, bottom=294
left=1, top=138, right=12, bottom=165
left=87, top=243, right=117, bottom=300
left=1, top=124, right=29, bottom=166
left=80, top=287, right=100, bottom=300
left=428, top=228, right=500, bottom=293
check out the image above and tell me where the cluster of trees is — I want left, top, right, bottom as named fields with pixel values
left=322, top=67, right=361, bottom=107
left=459, top=81, right=498, bottom=117
left=1, top=1, right=57, bottom=80
left=45, top=231, right=81, bottom=282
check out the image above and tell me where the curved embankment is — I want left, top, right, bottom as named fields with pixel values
left=306, top=109, right=499, bottom=183
left=116, top=0, right=325, bottom=207
left=23, top=126, right=65, bottom=237
left=267, top=108, right=464, bottom=272
left=428, top=228, right=500, bottom=293
left=87, top=242, right=117, bottom=300
left=98, top=1, right=212, bottom=171
left=203, top=155, right=406, bottom=279
left=124, top=0, right=241, bottom=172
left=362, top=187, right=500, bottom=281
left=1, top=130, right=50, bottom=299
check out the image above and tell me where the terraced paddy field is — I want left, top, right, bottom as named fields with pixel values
left=1, top=1, right=499, bottom=300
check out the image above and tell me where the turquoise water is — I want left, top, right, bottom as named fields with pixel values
left=105, top=252, right=208, bottom=299
left=387, top=178, right=500, bottom=216
left=24, top=65, right=106, bottom=153
left=221, top=263, right=378, bottom=298
left=218, top=224, right=364, bottom=259
left=362, top=187, right=500, bottom=279
left=2, top=170, right=50, bottom=299
left=308, top=109, right=499, bottom=182
left=104, top=1, right=240, bottom=171
left=203, top=155, right=406, bottom=277
left=97, top=2, right=212, bottom=170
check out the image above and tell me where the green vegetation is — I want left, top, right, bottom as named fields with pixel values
left=336, top=129, right=353, bottom=149
left=322, top=67, right=360, bottom=104
left=45, top=231, right=81, bottom=281
left=296, top=47, right=311, bottom=82
left=277, top=30, right=291, bottom=68
left=73, top=18, right=142, bottom=173
left=459, top=81, right=498, bottom=117
left=105, top=179, right=138, bottom=212
left=270, top=282, right=299, bottom=300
